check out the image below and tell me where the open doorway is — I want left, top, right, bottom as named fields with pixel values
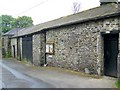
left=13, top=45, right=16, bottom=58
left=104, top=33, right=118, bottom=77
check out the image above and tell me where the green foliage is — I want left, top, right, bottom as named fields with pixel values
left=1, top=15, right=33, bottom=33
left=22, top=58, right=32, bottom=65
left=16, top=16, right=33, bottom=28
left=3, top=51, right=12, bottom=58
left=1, top=15, right=15, bottom=33
left=115, top=80, right=120, bottom=89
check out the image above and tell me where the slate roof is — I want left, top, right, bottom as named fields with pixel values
left=3, top=28, right=22, bottom=36
left=100, top=0, right=118, bottom=2
left=15, top=3, right=120, bottom=37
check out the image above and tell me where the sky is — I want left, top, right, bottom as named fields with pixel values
left=0, top=0, right=119, bottom=25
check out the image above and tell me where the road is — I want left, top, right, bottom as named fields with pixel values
left=0, top=59, right=53, bottom=88
left=0, top=59, right=117, bottom=88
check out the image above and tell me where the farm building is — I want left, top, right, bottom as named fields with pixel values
left=10, top=2, right=120, bottom=78
left=2, top=28, right=21, bottom=58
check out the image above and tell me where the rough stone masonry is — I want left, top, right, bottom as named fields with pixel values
left=45, top=17, right=119, bottom=75
left=10, top=3, right=120, bottom=77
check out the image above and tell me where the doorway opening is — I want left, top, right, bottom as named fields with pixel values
left=104, top=33, right=118, bottom=77
left=13, top=45, right=16, bottom=58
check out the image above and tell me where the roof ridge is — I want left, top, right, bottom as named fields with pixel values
left=14, top=3, right=120, bottom=37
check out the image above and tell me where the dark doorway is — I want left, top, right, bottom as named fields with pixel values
left=22, top=35, right=33, bottom=63
left=17, top=38, right=21, bottom=61
left=104, top=34, right=118, bottom=77
left=13, top=45, right=16, bottom=58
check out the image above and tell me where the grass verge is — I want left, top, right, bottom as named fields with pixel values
left=3, top=58, right=101, bottom=79
left=41, top=66, right=101, bottom=79
left=115, top=80, right=120, bottom=89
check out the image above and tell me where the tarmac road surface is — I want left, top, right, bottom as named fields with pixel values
left=0, top=60, right=53, bottom=88
left=0, top=59, right=117, bottom=88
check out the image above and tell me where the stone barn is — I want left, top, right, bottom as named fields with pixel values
left=12, top=2, right=120, bottom=78
left=2, top=28, right=21, bottom=57
left=11, top=27, right=34, bottom=62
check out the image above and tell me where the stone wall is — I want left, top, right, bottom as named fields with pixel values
left=46, top=16, right=119, bottom=75
left=118, top=33, right=120, bottom=79
left=99, top=16, right=119, bottom=75
left=11, top=38, right=17, bottom=58
left=20, top=37, right=22, bottom=59
left=2, top=35, right=12, bottom=57
left=16, top=37, right=22, bottom=60
left=33, top=33, right=46, bottom=66
left=0, top=35, right=2, bottom=59
left=2, top=36, right=9, bottom=55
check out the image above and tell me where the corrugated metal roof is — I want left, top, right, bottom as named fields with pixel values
left=14, top=3, right=120, bottom=37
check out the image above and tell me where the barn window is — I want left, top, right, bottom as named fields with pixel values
left=46, top=42, right=54, bottom=54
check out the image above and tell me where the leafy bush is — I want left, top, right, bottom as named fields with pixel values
left=3, top=51, right=12, bottom=58
left=115, top=80, right=120, bottom=89
left=6, top=51, right=12, bottom=58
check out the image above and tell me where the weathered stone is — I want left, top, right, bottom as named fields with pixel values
left=11, top=38, right=17, bottom=58
left=45, top=16, right=119, bottom=75
left=33, top=33, right=46, bottom=66
left=85, top=68, right=90, bottom=74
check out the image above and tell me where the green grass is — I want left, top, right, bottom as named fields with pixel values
left=40, top=66, right=101, bottom=79
left=115, top=80, right=120, bottom=89
left=3, top=58, right=101, bottom=79
left=2, top=51, right=12, bottom=58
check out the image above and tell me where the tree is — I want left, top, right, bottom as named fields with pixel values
left=15, top=16, right=33, bottom=28
left=72, top=2, right=81, bottom=14
left=1, top=15, right=33, bottom=33
left=1, top=15, right=15, bottom=33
